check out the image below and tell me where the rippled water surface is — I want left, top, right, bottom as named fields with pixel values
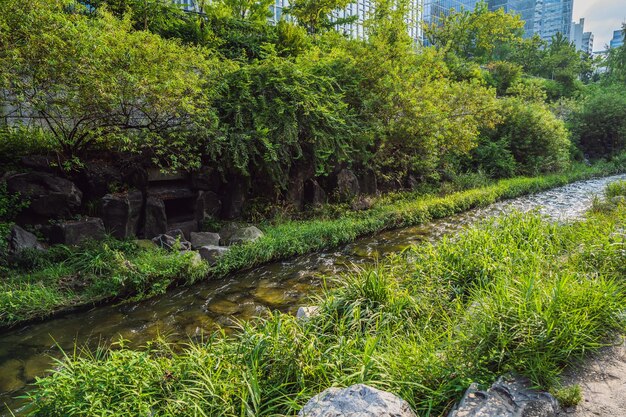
left=2, top=174, right=625, bottom=415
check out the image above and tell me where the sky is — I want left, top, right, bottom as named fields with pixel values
left=573, top=0, right=626, bottom=51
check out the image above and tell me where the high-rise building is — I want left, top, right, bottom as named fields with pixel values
left=570, top=18, right=584, bottom=49
left=582, top=31, right=593, bottom=54
left=485, top=0, right=574, bottom=42
left=422, top=0, right=478, bottom=27
left=610, top=29, right=625, bottom=49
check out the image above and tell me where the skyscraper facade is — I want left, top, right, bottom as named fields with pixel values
left=422, top=0, right=478, bottom=27
left=581, top=32, right=593, bottom=54
left=610, top=29, right=625, bottom=49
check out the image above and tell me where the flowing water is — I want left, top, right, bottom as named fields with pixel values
left=2, top=174, right=625, bottom=415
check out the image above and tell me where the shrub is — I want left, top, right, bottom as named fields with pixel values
left=477, top=98, right=571, bottom=177
left=571, top=86, right=626, bottom=159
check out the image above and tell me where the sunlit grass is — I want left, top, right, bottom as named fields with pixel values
left=24, top=200, right=626, bottom=417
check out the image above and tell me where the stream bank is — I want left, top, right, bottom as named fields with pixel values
left=2, top=173, right=625, bottom=416
left=2, top=162, right=623, bottom=331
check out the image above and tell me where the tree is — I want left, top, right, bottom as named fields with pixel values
left=606, top=24, right=626, bottom=83
left=214, top=52, right=356, bottom=190
left=286, top=0, right=354, bottom=35
left=220, top=0, right=275, bottom=23
left=571, top=86, right=626, bottom=158
left=82, top=0, right=189, bottom=35
left=477, top=97, right=571, bottom=176
left=0, top=0, right=224, bottom=170
left=538, top=32, right=584, bottom=98
left=424, top=2, right=524, bottom=64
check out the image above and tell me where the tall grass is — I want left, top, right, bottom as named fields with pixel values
left=24, top=200, right=626, bottom=416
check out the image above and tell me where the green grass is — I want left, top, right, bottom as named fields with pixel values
left=22, top=194, right=626, bottom=416
left=1, top=159, right=623, bottom=329
left=0, top=240, right=209, bottom=327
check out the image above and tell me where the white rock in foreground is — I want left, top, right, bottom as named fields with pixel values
left=298, top=384, right=417, bottom=417
left=296, top=306, right=320, bottom=319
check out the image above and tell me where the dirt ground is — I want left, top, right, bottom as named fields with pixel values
left=557, top=337, right=626, bottom=416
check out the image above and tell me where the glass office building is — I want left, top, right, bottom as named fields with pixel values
left=487, top=0, right=573, bottom=41
left=610, top=29, right=625, bottom=49
left=422, top=0, right=478, bottom=27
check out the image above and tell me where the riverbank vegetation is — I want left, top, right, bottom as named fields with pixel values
left=24, top=183, right=626, bottom=416
left=1, top=160, right=622, bottom=329
left=1, top=0, right=626, bottom=329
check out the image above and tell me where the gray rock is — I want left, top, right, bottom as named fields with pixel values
left=359, top=169, right=378, bottom=196
left=222, top=178, right=247, bottom=219
left=351, top=196, right=373, bottom=211
left=304, top=179, right=327, bottom=207
left=220, top=226, right=263, bottom=245
left=198, top=245, right=229, bottom=265
left=191, top=165, right=220, bottom=191
left=152, top=234, right=191, bottom=251
left=337, top=169, right=360, bottom=202
left=100, top=190, right=143, bottom=239
left=195, top=191, right=222, bottom=223
left=167, top=220, right=198, bottom=240
left=298, top=384, right=417, bottom=417
left=46, top=217, right=105, bottom=246
left=6, top=172, right=82, bottom=218
left=448, top=376, right=559, bottom=417
left=296, top=306, right=319, bottom=319
left=190, top=232, right=220, bottom=249
left=8, top=225, right=45, bottom=253
left=143, top=197, right=167, bottom=238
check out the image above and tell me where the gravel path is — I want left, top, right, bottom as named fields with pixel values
left=558, top=337, right=626, bottom=416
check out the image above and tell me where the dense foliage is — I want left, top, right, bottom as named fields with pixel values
left=3, top=0, right=622, bottom=194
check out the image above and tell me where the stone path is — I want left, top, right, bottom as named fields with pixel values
left=558, top=337, right=626, bottom=416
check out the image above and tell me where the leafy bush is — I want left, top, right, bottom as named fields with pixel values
left=571, top=86, right=626, bottom=159
left=477, top=98, right=571, bottom=177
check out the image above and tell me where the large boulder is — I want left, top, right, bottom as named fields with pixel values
left=45, top=217, right=105, bottom=246
left=76, top=162, right=124, bottom=199
left=190, top=232, right=220, bottom=249
left=359, top=169, right=378, bottom=196
left=298, top=384, right=417, bottom=417
left=100, top=190, right=143, bottom=239
left=8, top=225, right=45, bottom=254
left=143, top=197, right=167, bottom=238
left=198, top=245, right=229, bottom=265
left=304, top=179, right=327, bottom=207
left=6, top=172, right=82, bottom=219
left=336, top=169, right=360, bottom=202
left=195, top=191, right=222, bottom=224
left=219, top=224, right=263, bottom=246
left=448, top=376, right=559, bottom=417
left=191, top=165, right=220, bottom=191
left=152, top=233, right=191, bottom=251
left=221, top=177, right=247, bottom=219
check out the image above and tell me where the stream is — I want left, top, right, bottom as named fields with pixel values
left=2, top=173, right=625, bottom=416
